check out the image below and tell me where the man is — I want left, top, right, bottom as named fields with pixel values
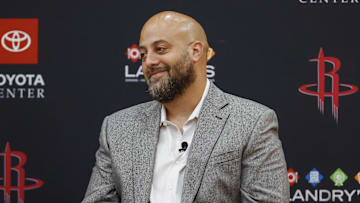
left=82, top=11, right=289, bottom=203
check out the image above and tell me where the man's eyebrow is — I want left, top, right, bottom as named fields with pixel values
left=152, top=40, right=169, bottom=45
left=139, top=40, right=170, bottom=50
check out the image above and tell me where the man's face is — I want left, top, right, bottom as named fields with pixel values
left=139, top=25, right=196, bottom=103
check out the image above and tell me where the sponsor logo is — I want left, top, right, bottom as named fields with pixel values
left=124, top=44, right=216, bottom=82
left=0, top=74, right=45, bottom=99
left=0, top=19, right=38, bottom=64
left=298, top=48, right=358, bottom=122
left=288, top=168, right=300, bottom=187
left=355, top=172, right=360, bottom=184
left=123, top=64, right=216, bottom=82
left=0, top=142, right=43, bottom=203
left=207, top=47, right=215, bottom=61
left=1, top=30, right=31, bottom=53
left=330, top=168, right=348, bottom=186
left=299, top=0, right=359, bottom=4
left=306, top=168, right=323, bottom=187
left=291, top=189, right=360, bottom=202
left=289, top=168, right=360, bottom=202
left=126, top=44, right=141, bottom=63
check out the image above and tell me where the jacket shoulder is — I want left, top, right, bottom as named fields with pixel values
left=222, top=92, right=277, bottom=135
left=221, top=92, right=278, bottom=146
left=224, top=92, right=273, bottom=119
left=105, top=100, right=157, bottom=128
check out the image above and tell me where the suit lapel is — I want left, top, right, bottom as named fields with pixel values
left=182, top=82, right=230, bottom=203
left=132, top=101, right=161, bottom=203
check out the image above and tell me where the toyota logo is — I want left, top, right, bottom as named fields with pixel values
left=1, top=30, right=32, bottom=53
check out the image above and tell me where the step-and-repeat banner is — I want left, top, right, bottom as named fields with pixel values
left=1, top=0, right=359, bottom=202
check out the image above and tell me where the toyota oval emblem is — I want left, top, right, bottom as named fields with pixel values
left=1, top=30, right=32, bottom=53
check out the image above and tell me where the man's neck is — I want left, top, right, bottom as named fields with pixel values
left=163, top=78, right=207, bottom=130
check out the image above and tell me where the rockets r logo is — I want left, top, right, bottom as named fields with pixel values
left=299, top=48, right=358, bottom=122
left=0, top=142, right=43, bottom=203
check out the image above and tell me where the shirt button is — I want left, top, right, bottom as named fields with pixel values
left=169, top=186, right=173, bottom=191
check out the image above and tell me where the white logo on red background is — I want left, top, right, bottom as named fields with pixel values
left=0, top=18, right=38, bottom=64
left=126, top=44, right=141, bottom=63
left=288, top=168, right=300, bottom=186
left=1, top=30, right=31, bottom=53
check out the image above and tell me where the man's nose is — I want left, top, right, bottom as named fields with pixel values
left=144, top=52, right=160, bottom=68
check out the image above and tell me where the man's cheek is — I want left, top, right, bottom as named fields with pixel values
left=143, top=70, right=150, bottom=80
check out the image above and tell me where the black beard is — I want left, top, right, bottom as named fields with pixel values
left=146, top=54, right=195, bottom=103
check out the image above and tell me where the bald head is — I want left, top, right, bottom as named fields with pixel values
left=139, top=11, right=210, bottom=103
left=140, top=11, right=209, bottom=62
left=141, top=11, right=208, bottom=49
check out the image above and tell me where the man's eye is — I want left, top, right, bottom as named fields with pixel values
left=140, top=53, right=147, bottom=60
left=156, top=47, right=166, bottom=53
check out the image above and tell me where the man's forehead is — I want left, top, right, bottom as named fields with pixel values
left=139, top=33, right=172, bottom=49
left=140, top=23, right=187, bottom=48
left=139, top=11, right=208, bottom=50
left=139, top=39, right=170, bottom=50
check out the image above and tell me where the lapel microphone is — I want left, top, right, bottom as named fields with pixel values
left=178, top=141, right=188, bottom=152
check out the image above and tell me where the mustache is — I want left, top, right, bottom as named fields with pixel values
left=147, top=66, right=170, bottom=78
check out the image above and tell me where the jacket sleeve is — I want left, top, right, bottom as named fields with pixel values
left=82, top=116, right=120, bottom=203
left=240, top=109, right=290, bottom=203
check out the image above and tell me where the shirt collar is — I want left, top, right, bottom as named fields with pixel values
left=160, top=79, right=211, bottom=125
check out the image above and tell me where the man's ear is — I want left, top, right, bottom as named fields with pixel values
left=190, top=41, right=204, bottom=62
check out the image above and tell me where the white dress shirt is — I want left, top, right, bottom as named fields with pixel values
left=150, top=79, right=210, bottom=203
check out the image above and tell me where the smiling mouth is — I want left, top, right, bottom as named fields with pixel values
left=148, top=68, right=169, bottom=79
left=150, top=70, right=165, bottom=78
left=148, top=66, right=170, bottom=80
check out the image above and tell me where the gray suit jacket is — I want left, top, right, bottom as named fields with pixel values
left=82, top=82, right=290, bottom=203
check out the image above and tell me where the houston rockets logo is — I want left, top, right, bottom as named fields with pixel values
left=299, top=48, right=358, bottom=122
left=0, top=142, right=43, bottom=203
